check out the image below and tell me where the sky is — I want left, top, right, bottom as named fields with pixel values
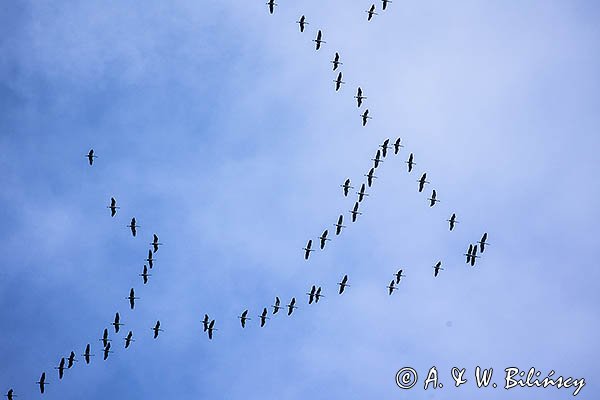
left=1, top=0, right=599, bottom=398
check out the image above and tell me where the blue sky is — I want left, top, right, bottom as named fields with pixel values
left=1, top=1, right=599, bottom=398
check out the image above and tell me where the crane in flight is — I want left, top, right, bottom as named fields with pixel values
left=145, top=249, right=155, bottom=269
left=259, top=307, right=269, bottom=327
left=99, top=328, right=111, bottom=348
left=239, top=310, right=250, bottom=328
left=111, top=312, right=124, bottom=333
left=428, top=189, right=440, bottom=207
left=315, top=287, right=324, bottom=303
left=334, top=72, right=345, bottom=91
left=152, top=321, right=163, bottom=339
left=126, top=288, right=139, bottom=310
left=287, top=297, right=297, bottom=316
left=107, top=197, right=119, bottom=217
left=406, top=153, right=415, bottom=172
left=151, top=234, right=163, bottom=253
left=334, top=214, right=346, bottom=235
left=296, top=15, right=308, bottom=32
left=266, top=0, right=276, bottom=14
left=380, top=138, right=391, bottom=157
left=82, top=344, right=94, bottom=364
left=314, top=30, right=325, bottom=50
left=54, top=358, right=65, bottom=380
left=357, top=183, right=369, bottom=202
left=36, top=372, right=48, bottom=394
left=140, top=264, right=151, bottom=284
left=319, top=229, right=331, bottom=249
left=303, top=239, right=314, bottom=260
left=365, top=167, right=377, bottom=187
left=418, top=173, right=429, bottom=192
left=202, top=314, right=210, bottom=332
left=366, top=4, right=378, bottom=21
left=447, top=213, right=458, bottom=231
left=382, top=0, right=392, bottom=10
left=272, top=297, right=282, bottom=314
left=124, top=331, right=134, bottom=348
left=372, top=149, right=383, bottom=168
left=307, top=285, right=316, bottom=304
left=464, top=244, right=479, bottom=266
left=127, top=217, right=139, bottom=237
left=207, top=319, right=217, bottom=340
left=393, top=138, right=403, bottom=154
left=67, top=351, right=77, bottom=368
left=355, top=87, right=366, bottom=107
left=387, top=280, right=397, bottom=295
left=341, top=178, right=353, bottom=196
left=6, top=389, right=14, bottom=400
left=103, top=343, right=112, bottom=361
left=478, top=232, right=489, bottom=253
left=331, top=52, right=342, bottom=71
left=433, top=261, right=444, bottom=277
left=338, top=275, right=350, bottom=294
left=349, top=201, right=362, bottom=222
left=86, top=149, right=97, bottom=166
left=395, top=269, right=406, bottom=284
left=361, top=109, right=372, bottom=126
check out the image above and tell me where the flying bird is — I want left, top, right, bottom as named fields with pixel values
left=433, top=261, right=444, bottom=277
left=207, top=319, right=217, bottom=340
left=406, top=153, right=415, bottom=172
left=6, top=389, right=14, bottom=400
left=145, top=249, right=155, bottom=269
left=357, top=183, right=369, bottom=202
left=334, top=214, right=346, bottom=235
left=382, top=0, right=392, bottom=11
left=393, top=138, right=403, bottom=154
left=126, top=288, right=139, bottom=310
left=266, top=0, right=276, bottom=14
left=331, top=52, right=343, bottom=70
left=355, top=87, right=366, bottom=107
left=313, top=30, right=325, bottom=50
left=272, top=297, right=282, bottom=314
left=478, top=232, right=489, bottom=253
left=372, top=149, right=383, bottom=168
left=341, top=178, right=353, bottom=196
left=239, top=310, right=250, bottom=328
left=361, top=109, right=372, bottom=126
left=418, top=173, right=429, bottom=192
left=303, top=239, right=314, bottom=260
left=395, top=269, right=406, bottom=284
left=99, top=328, right=111, bottom=348
left=349, top=201, right=362, bottom=222
left=111, top=312, right=124, bottom=333
left=338, top=275, right=350, bottom=294
left=124, top=331, right=134, bottom=348
left=82, top=344, right=94, bottom=364
left=428, top=189, right=440, bottom=207
left=387, top=280, right=397, bottom=295
left=334, top=72, right=345, bottom=91
left=365, top=167, right=377, bottom=187
left=287, top=297, right=297, bottom=316
left=448, top=213, right=458, bottom=231
left=140, top=264, right=151, bottom=284
left=150, top=234, right=163, bottom=253
left=380, top=138, right=390, bottom=157
left=67, top=351, right=77, bottom=368
left=127, top=217, right=138, bottom=237
left=465, top=244, right=479, bottom=266
left=366, top=4, right=378, bottom=21
left=152, top=321, right=163, bottom=339
left=318, top=229, right=331, bottom=250
left=315, top=287, right=324, bottom=303
left=107, top=197, right=119, bottom=217
left=297, top=15, right=308, bottom=32
left=103, top=343, right=112, bottom=361
left=86, top=149, right=97, bottom=166
left=307, top=285, right=316, bottom=304
left=55, top=358, right=65, bottom=380
left=202, top=314, right=210, bottom=332
left=259, top=308, right=269, bottom=327
left=36, top=372, right=48, bottom=394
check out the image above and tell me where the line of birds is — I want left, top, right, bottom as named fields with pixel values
left=268, top=0, right=393, bottom=22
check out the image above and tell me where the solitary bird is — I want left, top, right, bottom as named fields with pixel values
left=395, top=269, right=406, bottom=284
left=387, top=280, right=397, bottom=295
left=361, top=109, right=372, bottom=126
left=239, top=310, right=250, bottom=328
left=380, top=138, right=390, bottom=157
left=382, top=0, right=392, bottom=10
left=303, top=239, right=314, bottom=260
left=319, top=229, right=331, bottom=249
left=307, top=285, right=316, bottom=304
left=202, top=314, right=210, bottom=332
left=448, top=213, right=458, bottom=231
left=313, top=30, right=325, bottom=50
left=341, top=178, right=353, bottom=196
left=372, top=149, right=383, bottom=168
left=124, top=331, right=134, bottom=348
left=366, top=4, right=378, bottom=21
left=355, top=87, right=366, bottom=107
left=357, top=183, right=369, bottom=202
left=152, top=321, right=163, bottom=339
left=349, top=201, right=362, bottom=222
left=36, top=372, right=48, bottom=394
left=145, top=249, right=155, bottom=269
left=266, top=0, right=276, bottom=14
left=99, top=328, right=111, bottom=348
left=67, top=351, right=77, bottom=368
left=86, top=149, right=97, bottom=166
left=112, top=312, right=124, bottom=333
left=338, top=275, right=350, bottom=294
left=331, top=52, right=342, bottom=71
left=272, top=297, right=282, bottom=314
left=334, top=72, right=345, bottom=91
left=287, top=297, right=297, bottom=316
left=82, top=344, right=94, bottom=365
left=107, top=197, right=119, bottom=217
left=151, top=234, right=163, bottom=253
left=259, top=308, right=269, bottom=327
left=393, top=138, right=403, bottom=154
left=478, top=232, right=489, bottom=253
left=126, top=288, right=139, bottom=310
left=365, top=167, right=377, bottom=187
left=103, top=343, right=112, bottom=361
left=55, top=358, right=65, bottom=380
left=297, top=15, right=308, bottom=32
left=315, top=287, right=324, bottom=303
left=428, top=189, right=440, bottom=207
left=334, top=214, right=346, bottom=235
left=6, top=389, right=14, bottom=400
left=406, top=153, right=415, bottom=172
left=140, top=264, right=151, bottom=284
left=207, top=319, right=217, bottom=340
left=418, top=173, right=429, bottom=192
left=433, top=261, right=444, bottom=277
left=127, top=217, right=138, bottom=237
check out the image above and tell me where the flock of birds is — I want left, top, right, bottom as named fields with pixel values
left=5, top=3, right=491, bottom=398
